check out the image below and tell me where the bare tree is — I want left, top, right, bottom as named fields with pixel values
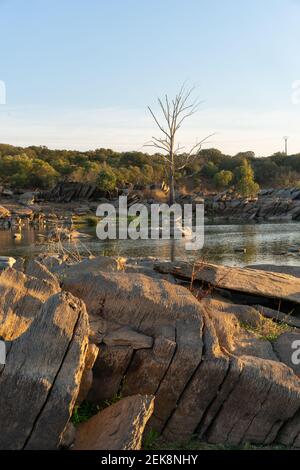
left=146, top=85, right=214, bottom=204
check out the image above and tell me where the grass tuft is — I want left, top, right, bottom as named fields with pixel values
left=71, top=393, right=123, bottom=427
left=240, top=313, right=291, bottom=342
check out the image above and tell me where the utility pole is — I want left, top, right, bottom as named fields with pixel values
left=283, top=136, right=289, bottom=155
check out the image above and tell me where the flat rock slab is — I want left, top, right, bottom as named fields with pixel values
left=73, top=395, right=154, bottom=450
left=103, top=326, right=153, bottom=349
left=155, top=261, right=300, bottom=305
left=247, top=264, right=300, bottom=278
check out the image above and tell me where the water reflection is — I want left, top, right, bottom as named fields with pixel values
left=0, top=222, right=300, bottom=266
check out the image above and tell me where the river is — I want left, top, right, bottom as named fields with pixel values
left=1, top=221, right=300, bottom=267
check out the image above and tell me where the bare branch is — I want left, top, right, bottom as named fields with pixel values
left=147, top=84, right=214, bottom=202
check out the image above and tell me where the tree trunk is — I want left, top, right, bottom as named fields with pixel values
left=169, top=171, right=175, bottom=205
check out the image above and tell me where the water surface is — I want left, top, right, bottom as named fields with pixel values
left=1, top=222, right=300, bottom=267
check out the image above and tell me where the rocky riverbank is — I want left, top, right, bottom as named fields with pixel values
left=1, top=254, right=300, bottom=449
left=2, top=185, right=300, bottom=230
left=203, top=187, right=300, bottom=222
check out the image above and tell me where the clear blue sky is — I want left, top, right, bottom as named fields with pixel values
left=0, top=0, right=300, bottom=155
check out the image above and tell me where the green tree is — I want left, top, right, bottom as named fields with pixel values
left=201, top=161, right=218, bottom=178
left=97, top=166, right=117, bottom=192
left=213, top=170, right=234, bottom=189
left=236, top=159, right=260, bottom=197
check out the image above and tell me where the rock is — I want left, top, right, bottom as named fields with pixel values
left=247, top=264, right=300, bottom=278
left=54, top=256, right=127, bottom=279
left=73, top=395, right=154, bottom=450
left=155, top=261, right=300, bottom=305
left=59, top=422, right=76, bottom=449
left=43, top=182, right=105, bottom=203
left=19, top=191, right=35, bottom=206
left=0, top=268, right=60, bottom=339
left=0, top=256, right=16, bottom=269
left=273, top=332, right=300, bottom=377
left=103, top=326, right=153, bottom=349
left=2, top=189, right=13, bottom=197
left=88, top=345, right=134, bottom=403
left=62, top=267, right=300, bottom=446
left=11, top=207, right=33, bottom=218
left=255, top=305, right=300, bottom=329
left=0, top=285, right=89, bottom=449
left=24, top=259, right=60, bottom=289
left=0, top=205, right=10, bottom=218
left=63, top=272, right=204, bottom=429
left=162, top=298, right=300, bottom=445
left=76, top=344, right=99, bottom=404
left=200, top=298, right=278, bottom=361
left=38, top=254, right=67, bottom=272
left=13, top=257, right=25, bottom=272
left=77, top=369, right=93, bottom=405
left=85, top=343, right=99, bottom=369
left=287, top=246, right=300, bottom=253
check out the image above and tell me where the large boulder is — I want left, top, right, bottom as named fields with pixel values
left=0, top=268, right=89, bottom=450
left=62, top=271, right=204, bottom=430
left=73, top=395, right=154, bottom=450
left=62, top=268, right=300, bottom=447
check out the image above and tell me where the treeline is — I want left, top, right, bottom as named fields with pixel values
left=0, top=143, right=300, bottom=193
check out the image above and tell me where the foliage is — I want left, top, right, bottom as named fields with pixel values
left=240, top=314, right=291, bottom=342
left=71, top=402, right=100, bottom=426
left=1, top=143, right=300, bottom=192
left=213, top=170, right=234, bottom=189
left=236, top=159, right=260, bottom=197
left=97, top=165, right=117, bottom=192
left=71, top=392, right=123, bottom=427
